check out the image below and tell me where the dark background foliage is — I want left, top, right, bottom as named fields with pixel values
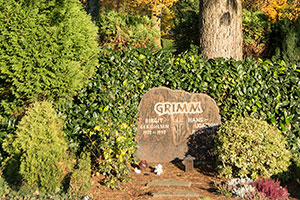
left=271, top=17, right=300, bottom=63
left=171, top=0, right=199, bottom=53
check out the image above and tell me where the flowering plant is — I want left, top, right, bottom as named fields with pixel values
left=227, top=177, right=256, bottom=198
left=84, top=121, right=137, bottom=189
left=215, top=176, right=289, bottom=200
left=255, top=176, right=289, bottom=200
left=215, top=176, right=256, bottom=199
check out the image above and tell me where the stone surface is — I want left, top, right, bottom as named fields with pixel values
left=135, top=87, right=221, bottom=163
left=182, top=155, right=195, bottom=172
left=147, top=179, right=191, bottom=187
left=152, top=190, right=199, bottom=198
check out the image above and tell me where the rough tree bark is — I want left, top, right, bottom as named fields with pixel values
left=199, top=0, right=243, bottom=60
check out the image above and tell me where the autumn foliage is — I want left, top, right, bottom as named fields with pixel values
left=128, top=0, right=178, bottom=10
left=243, top=0, right=300, bottom=22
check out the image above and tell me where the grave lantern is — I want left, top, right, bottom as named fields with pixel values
left=183, top=155, right=195, bottom=172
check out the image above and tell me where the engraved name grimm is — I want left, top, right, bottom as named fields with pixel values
left=154, top=102, right=203, bottom=116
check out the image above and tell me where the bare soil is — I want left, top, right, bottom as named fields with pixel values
left=88, top=162, right=300, bottom=200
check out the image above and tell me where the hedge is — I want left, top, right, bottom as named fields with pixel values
left=60, top=46, right=299, bottom=164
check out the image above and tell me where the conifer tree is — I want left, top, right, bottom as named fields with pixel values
left=2, top=101, right=68, bottom=192
left=0, top=0, right=99, bottom=116
left=129, top=0, right=179, bottom=47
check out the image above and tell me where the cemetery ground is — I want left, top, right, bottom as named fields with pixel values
left=88, top=162, right=300, bottom=200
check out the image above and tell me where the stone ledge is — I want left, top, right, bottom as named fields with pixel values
left=147, top=179, right=191, bottom=187
left=152, top=190, right=199, bottom=198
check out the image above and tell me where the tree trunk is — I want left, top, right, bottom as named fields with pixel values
left=151, top=5, right=162, bottom=48
left=199, top=0, right=243, bottom=60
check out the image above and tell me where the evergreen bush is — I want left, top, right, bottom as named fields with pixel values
left=2, top=101, right=68, bottom=193
left=68, top=152, right=92, bottom=197
left=0, top=0, right=99, bottom=117
left=215, top=117, right=291, bottom=179
left=242, top=9, right=271, bottom=58
left=0, top=174, right=10, bottom=197
left=271, top=18, right=300, bottom=63
left=172, top=0, right=199, bottom=53
left=61, top=47, right=299, bottom=149
left=0, top=116, right=16, bottom=163
left=96, top=11, right=158, bottom=49
left=59, top=47, right=299, bottom=182
left=84, top=122, right=137, bottom=189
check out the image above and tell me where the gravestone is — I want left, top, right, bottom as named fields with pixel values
left=135, top=87, right=221, bottom=163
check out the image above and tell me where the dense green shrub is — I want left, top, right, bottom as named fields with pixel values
left=0, top=174, right=10, bottom=197
left=96, top=11, right=158, bottom=49
left=59, top=47, right=174, bottom=153
left=171, top=0, right=199, bottom=53
left=0, top=116, right=17, bottom=163
left=243, top=9, right=271, bottom=45
left=84, top=122, right=136, bottom=189
left=2, top=101, right=68, bottom=193
left=271, top=17, right=300, bottom=63
left=0, top=0, right=99, bottom=117
left=68, top=47, right=299, bottom=138
left=242, top=9, right=271, bottom=58
left=0, top=189, right=74, bottom=200
left=215, top=117, right=291, bottom=179
left=68, top=152, right=92, bottom=197
left=60, top=47, right=299, bottom=181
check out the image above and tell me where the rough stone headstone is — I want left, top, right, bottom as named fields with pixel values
left=135, top=87, right=221, bottom=163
